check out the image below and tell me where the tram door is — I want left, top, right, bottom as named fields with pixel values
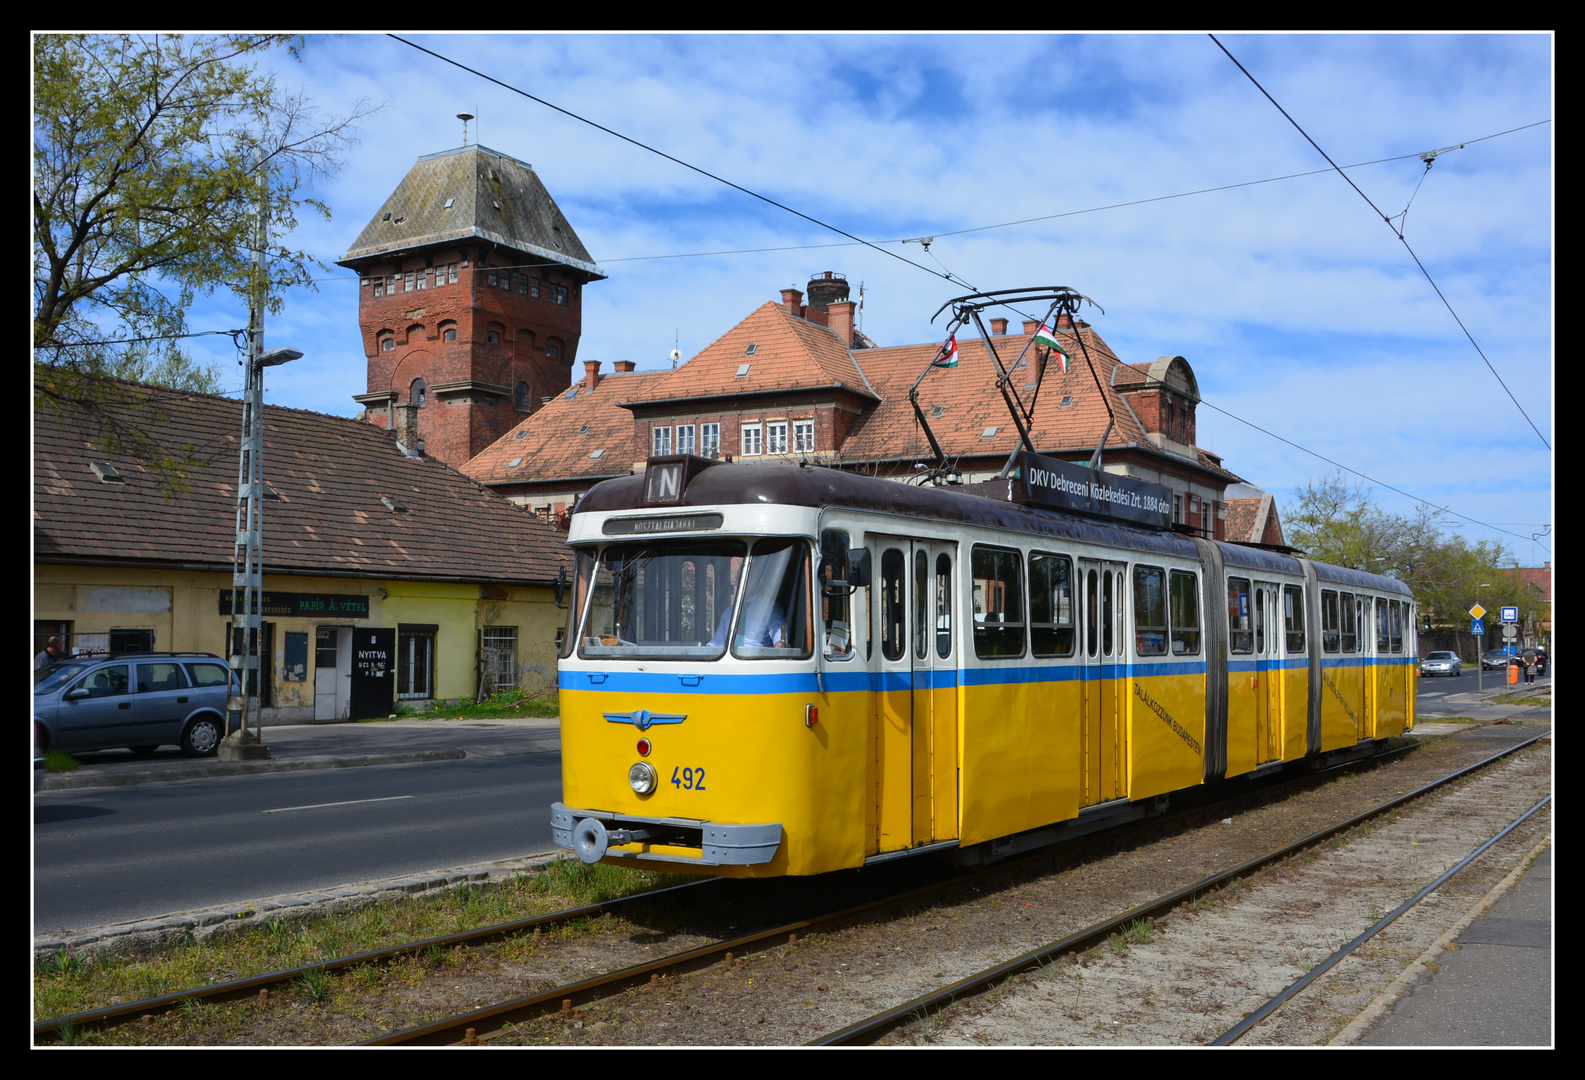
left=873, top=539, right=958, bottom=853
left=1254, top=581, right=1283, bottom=762
left=1077, top=559, right=1127, bottom=807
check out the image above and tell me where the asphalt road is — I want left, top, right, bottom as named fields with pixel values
left=33, top=751, right=563, bottom=934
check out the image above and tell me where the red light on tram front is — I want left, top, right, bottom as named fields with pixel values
left=637, top=738, right=652, bottom=757
left=805, top=705, right=818, bottom=727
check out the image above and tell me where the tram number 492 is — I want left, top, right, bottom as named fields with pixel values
left=671, top=766, right=706, bottom=791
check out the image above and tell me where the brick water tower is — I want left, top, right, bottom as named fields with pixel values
left=338, top=144, right=606, bottom=467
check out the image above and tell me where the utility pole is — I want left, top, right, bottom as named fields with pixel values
left=221, top=209, right=300, bottom=760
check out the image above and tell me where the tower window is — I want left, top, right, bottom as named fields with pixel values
left=411, top=379, right=427, bottom=407
left=379, top=335, right=394, bottom=352
left=443, top=328, right=457, bottom=342
left=488, top=330, right=501, bottom=344
left=516, top=382, right=531, bottom=410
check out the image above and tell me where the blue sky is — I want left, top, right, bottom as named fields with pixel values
left=162, top=33, right=1551, bottom=565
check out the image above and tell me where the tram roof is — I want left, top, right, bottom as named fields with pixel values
left=578, top=462, right=1203, bottom=559
left=576, top=462, right=1413, bottom=598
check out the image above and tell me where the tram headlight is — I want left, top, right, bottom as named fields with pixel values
left=628, top=762, right=657, bottom=795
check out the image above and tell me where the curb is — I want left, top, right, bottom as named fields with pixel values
left=1329, top=834, right=1552, bottom=1046
left=37, top=748, right=468, bottom=791
left=33, top=849, right=569, bottom=964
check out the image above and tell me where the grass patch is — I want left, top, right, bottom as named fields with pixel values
left=34, top=859, right=688, bottom=1029
left=44, top=750, right=81, bottom=772
left=1490, top=690, right=1549, bottom=706
left=372, top=687, right=560, bottom=722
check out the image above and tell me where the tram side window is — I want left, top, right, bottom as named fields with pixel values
left=915, top=550, right=929, bottom=661
left=1340, top=592, right=1357, bottom=653
left=1321, top=590, right=1341, bottom=654
left=935, top=553, right=953, bottom=659
left=1170, top=570, right=1200, bottom=655
left=1133, top=566, right=1167, bottom=656
left=1389, top=600, right=1403, bottom=654
left=1030, top=552, right=1075, bottom=658
left=819, top=530, right=854, bottom=661
left=971, top=545, right=1025, bottom=658
left=1284, top=585, right=1306, bottom=653
left=734, top=539, right=813, bottom=660
left=1228, top=577, right=1252, bottom=654
left=880, top=548, right=906, bottom=661
left=1377, top=598, right=1390, bottom=652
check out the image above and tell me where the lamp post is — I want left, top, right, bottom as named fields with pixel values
left=221, top=209, right=302, bottom=761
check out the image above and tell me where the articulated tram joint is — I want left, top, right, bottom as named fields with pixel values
left=551, top=802, right=783, bottom=867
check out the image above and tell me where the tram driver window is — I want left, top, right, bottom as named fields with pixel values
left=1228, top=577, right=1252, bottom=654
left=732, top=539, right=813, bottom=660
left=820, top=530, right=854, bottom=660
left=971, top=545, right=1025, bottom=658
left=1133, top=566, right=1167, bottom=656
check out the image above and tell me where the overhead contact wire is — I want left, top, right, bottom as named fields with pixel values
left=387, top=34, right=968, bottom=288
left=1209, top=35, right=1551, bottom=453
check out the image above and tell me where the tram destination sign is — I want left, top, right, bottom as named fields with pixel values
left=1016, top=451, right=1173, bottom=528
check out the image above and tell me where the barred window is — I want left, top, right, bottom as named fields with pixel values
left=480, top=626, right=517, bottom=695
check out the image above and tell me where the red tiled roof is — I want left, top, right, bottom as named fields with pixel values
left=34, top=381, right=569, bottom=583
left=624, top=302, right=877, bottom=404
left=464, top=369, right=670, bottom=485
left=837, top=325, right=1235, bottom=478
left=1224, top=497, right=1262, bottom=543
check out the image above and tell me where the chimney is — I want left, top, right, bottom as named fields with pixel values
left=991, top=318, right=1008, bottom=335
left=805, top=271, right=849, bottom=313
left=780, top=288, right=804, bottom=316
left=1055, top=313, right=1073, bottom=329
left=829, top=300, right=857, bottom=347
left=392, top=402, right=422, bottom=457
left=613, top=360, right=636, bottom=373
left=583, top=359, right=601, bottom=391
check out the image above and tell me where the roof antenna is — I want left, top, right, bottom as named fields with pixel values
left=458, top=113, right=474, bottom=146
left=671, top=328, right=680, bottom=370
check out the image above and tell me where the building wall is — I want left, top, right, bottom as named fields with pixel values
left=34, top=564, right=563, bottom=723
left=356, top=246, right=586, bottom=466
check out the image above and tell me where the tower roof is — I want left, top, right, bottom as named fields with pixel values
left=337, top=144, right=605, bottom=279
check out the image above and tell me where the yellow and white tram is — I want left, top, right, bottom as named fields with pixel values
left=551, top=453, right=1416, bottom=877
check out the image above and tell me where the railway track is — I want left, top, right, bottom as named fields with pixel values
left=358, top=734, right=1486, bottom=1046
left=812, top=730, right=1548, bottom=1046
left=36, top=729, right=1537, bottom=1046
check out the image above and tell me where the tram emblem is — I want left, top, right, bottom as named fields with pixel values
left=604, top=710, right=687, bottom=731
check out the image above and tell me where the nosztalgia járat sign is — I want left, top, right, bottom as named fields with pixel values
left=219, top=592, right=370, bottom=618
left=1017, top=451, right=1173, bottom=528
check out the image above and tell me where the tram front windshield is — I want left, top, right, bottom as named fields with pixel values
left=577, top=539, right=812, bottom=661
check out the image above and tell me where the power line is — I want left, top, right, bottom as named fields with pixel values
left=1209, top=34, right=1551, bottom=453
left=36, top=328, right=249, bottom=350
left=387, top=34, right=976, bottom=292
left=1197, top=397, right=1546, bottom=550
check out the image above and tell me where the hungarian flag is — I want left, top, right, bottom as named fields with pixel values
left=932, top=334, right=959, bottom=368
left=1034, top=322, right=1069, bottom=375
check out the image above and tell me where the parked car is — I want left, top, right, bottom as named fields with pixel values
left=1420, top=651, right=1463, bottom=677
left=34, top=653, right=235, bottom=757
left=1481, top=649, right=1517, bottom=671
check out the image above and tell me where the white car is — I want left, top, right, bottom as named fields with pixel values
left=1420, top=651, right=1463, bottom=677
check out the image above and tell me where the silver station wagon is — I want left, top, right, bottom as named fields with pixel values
left=34, top=653, right=236, bottom=757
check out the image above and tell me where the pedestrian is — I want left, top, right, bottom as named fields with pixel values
left=1523, top=651, right=1537, bottom=685
left=34, top=635, right=64, bottom=670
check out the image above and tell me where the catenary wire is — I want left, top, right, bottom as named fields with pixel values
left=1209, top=34, right=1551, bottom=453
left=386, top=34, right=976, bottom=292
